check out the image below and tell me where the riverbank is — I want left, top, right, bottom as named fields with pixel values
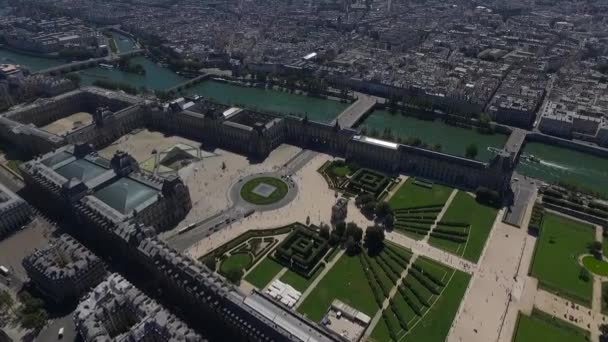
left=0, top=48, right=66, bottom=72
left=0, top=44, right=61, bottom=59
left=183, top=80, right=349, bottom=123
left=517, top=141, right=608, bottom=197
left=357, top=110, right=508, bottom=161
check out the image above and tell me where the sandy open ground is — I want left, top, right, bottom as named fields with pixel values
left=170, top=143, right=303, bottom=233
left=41, top=112, right=92, bottom=136
left=186, top=153, right=373, bottom=259
left=447, top=219, right=528, bottom=342
left=99, top=129, right=203, bottom=161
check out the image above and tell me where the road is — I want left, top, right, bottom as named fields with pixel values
left=166, top=149, right=318, bottom=252
left=331, top=93, right=376, bottom=128
left=36, top=313, right=78, bottom=342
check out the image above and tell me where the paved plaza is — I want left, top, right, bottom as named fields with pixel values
left=41, top=112, right=92, bottom=136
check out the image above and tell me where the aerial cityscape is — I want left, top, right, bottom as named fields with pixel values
left=0, top=0, right=607, bottom=341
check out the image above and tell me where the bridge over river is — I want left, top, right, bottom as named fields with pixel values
left=331, top=92, right=377, bottom=128
left=34, top=49, right=145, bottom=76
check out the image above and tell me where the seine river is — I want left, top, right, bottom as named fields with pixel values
left=358, top=110, right=508, bottom=161
left=184, top=81, right=349, bottom=123
left=3, top=36, right=608, bottom=192
left=517, top=142, right=608, bottom=196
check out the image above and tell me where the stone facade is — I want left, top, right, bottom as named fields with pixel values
left=2, top=88, right=512, bottom=192
left=21, top=146, right=344, bottom=342
left=22, top=234, right=106, bottom=302
left=8, top=87, right=516, bottom=342
left=74, top=273, right=203, bottom=342
left=538, top=99, right=608, bottom=146
left=20, top=144, right=191, bottom=233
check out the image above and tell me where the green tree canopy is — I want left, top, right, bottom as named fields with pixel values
left=465, top=143, right=479, bottom=159
left=364, top=225, right=385, bottom=255
left=345, top=222, right=363, bottom=243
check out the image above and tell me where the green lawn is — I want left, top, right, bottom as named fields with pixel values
left=280, top=265, right=324, bottom=292
left=582, top=255, right=608, bottom=276
left=219, top=253, right=252, bottom=275
left=369, top=256, right=462, bottom=342
left=329, top=164, right=352, bottom=177
left=240, top=177, right=288, bottom=205
left=244, top=257, right=284, bottom=289
left=370, top=316, right=392, bottom=342
left=402, top=270, right=471, bottom=342
left=388, top=178, right=452, bottom=209
left=530, top=213, right=594, bottom=306
left=513, top=309, right=589, bottom=342
left=428, top=192, right=498, bottom=263
left=298, top=253, right=380, bottom=321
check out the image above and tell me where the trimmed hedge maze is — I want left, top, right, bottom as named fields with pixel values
left=318, top=160, right=395, bottom=199
left=274, top=227, right=329, bottom=277
left=217, top=237, right=278, bottom=277
left=201, top=224, right=297, bottom=281
left=202, top=224, right=295, bottom=261
left=347, top=168, right=392, bottom=198
left=393, top=205, right=443, bottom=240
left=318, top=160, right=357, bottom=191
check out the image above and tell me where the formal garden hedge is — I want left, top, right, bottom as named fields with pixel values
left=393, top=205, right=441, bottom=239
left=543, top=195, right=608, bottom=219
left=273, top=226, right=329, bottom=277
left=318, top=160, right=395, bottom=199
left=317, top=160, right=358, bottom=191
left=369, top=250, right=456, bottom=342
left=348, top=168, right=392, bottom=196
left=528, top=203, right=545, bottom=234
left=216, top=236, right=279, bottom=276
left=202, top=224, right=295, bottom=260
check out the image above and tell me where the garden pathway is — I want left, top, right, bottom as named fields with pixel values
left=263, top=268, right=288, bottom=291
left=385, top=176, right=409, bottom=199
left=447, top=214, right=529, bottom=342
left=592, top=225, right=604, bottom=316
left=294, top=249, right=345, bottom=308
left=593, top=277, right=602, bottom=314
left=386, top=233, right=475, bottom=274
left=494, top=191, right=539, bottom=342
left=422, top=189, right=458, bottom=243
left=361, top=254, right=418, bottom=341
left=533, top=289, right=602, bottom=342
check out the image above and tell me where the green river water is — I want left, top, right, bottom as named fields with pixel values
left=110, top=32, right=137, bottom=53
left=77, top=56, right=187, bottom=91
left=0, top=48, right=66, bottom=72
left=4, top=42, right=608, bottom=193
left=517, top=142, right=608, bottom=196
left=184, top=81, right=349, bottom=123
left=359, top=110, right=508, bottom=161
